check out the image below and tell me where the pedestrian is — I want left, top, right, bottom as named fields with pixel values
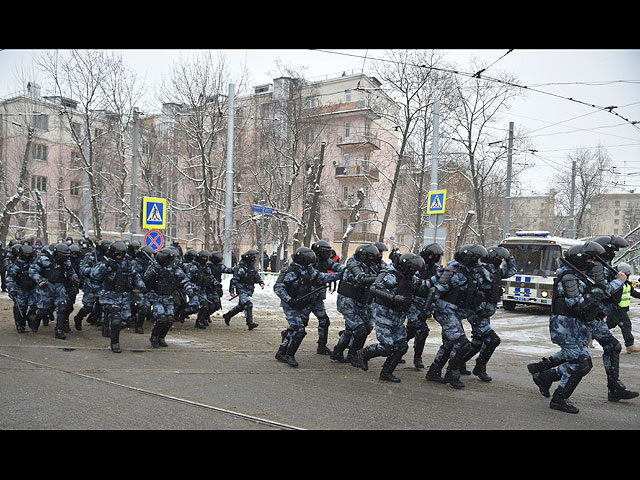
left=606, top=262, right=640, bottom=353
left=223, top=249, right=264, bottom=330
left=273, top=246, right=343, bottom=367
left=426, top=244, right=486, bottom=389
left=356, top=253, right=433, bottom=383
left=142, top=248, right=194, bottom=348
left=6, top=245, right=37, bottom=333
left=90, top=241, right=146, bottom=353
left=329, top=244, right=379, bottom=366
left=527, top=242, right=628, bottom=413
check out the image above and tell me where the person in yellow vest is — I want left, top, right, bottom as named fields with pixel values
left=606, top=263, right=640, bottom=353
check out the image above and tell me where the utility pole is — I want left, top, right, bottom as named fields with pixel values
left=427, top=99, right=442, bottom=243
left=224, top=83, right=235, bottom=267
left=130, top=107, right=140, bottom=235
left=503, top=121, right=514, bottom=238
left=569, top=159, right=576, bottom=238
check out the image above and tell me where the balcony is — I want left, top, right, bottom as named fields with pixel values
left=333, top=231, right=378, bottom=243
left=336, top=132, right=380, bottom=151
left=335, top=163, right=379, bottom=182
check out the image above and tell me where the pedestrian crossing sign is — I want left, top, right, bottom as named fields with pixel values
left=142, top=196, right=167, bottom=229
left=427, top=190, right=447, bottom=214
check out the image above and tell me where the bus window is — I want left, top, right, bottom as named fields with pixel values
left=505, top=244, right=562, bottom=276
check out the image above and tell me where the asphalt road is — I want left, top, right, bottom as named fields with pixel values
left=1, top=292, right=639, bottom=430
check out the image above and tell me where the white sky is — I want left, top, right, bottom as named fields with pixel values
left=1, top=48, right=639, bottom=196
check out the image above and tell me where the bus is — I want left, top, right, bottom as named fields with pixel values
left=499, top=231, right=583, bottom=311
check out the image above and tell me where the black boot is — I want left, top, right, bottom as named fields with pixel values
left=347, top=325, right=368, bottom=367
left=316, top=323, right=331, bottom=355
left=379, top=347, right=406, bottom=383
left=195, top=309, right=209, bottom=329
left=245, top=305, right=258, bottom=330
left=549, top=358, right=591, bottom=413
left=425, top=363, right=447, bottom=383
left=223, top=304, right=244, bottom=326
left=356, top=344, right=379, bottom=372
left=412, top=328, right=429, bottom=369
left=472, top=362, right=492, bottom=382
left=532, top=369, right=560, bottom=398
left=608, top=380, right=640, bottom=402
left=444, top=367, right=465, bottom=389
left=445, top=338, right=473, bottom=389
left=13, top=305, right=26, bottom=333
left=329, top=330, right=351, bottom=363
left=527, top=356, right=562, bottom=374
left=134, top=307, right=147, bottom=334
left=276, top=329, right=289, bottom=363
left=284, top=329, right=306, bottom=367
left=110, top=318, right=122, bottom=353
left=472, top=331, right=501, bottom=382
left=55, top=310, right=69, bottom=339
left=549, top=386, right=580, bottom=413
left=158, top=317, right=173, bottom=347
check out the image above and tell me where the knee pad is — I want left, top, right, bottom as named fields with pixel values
left=572, top=355, right=593, bottom=377
left=486, top=329, right=501, bottom=348
left=395, top=339, right=409, bottom=355
left=292, top=326, right=307, bottom=341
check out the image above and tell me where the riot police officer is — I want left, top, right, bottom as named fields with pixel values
left=185, top=250, right=219, bottom=329
left=404, top=243, right=443, bottom=369
left=143, top=248, right=194, bottom=348
left=527, top=242, right=627, bottom=413
left=207, top=251, right=233, bottom=321
left=356, top=253, right=433, bottom=383
left=6, top=245, right=37, bottom=333
left=426, top=244, right=486, bottom=389
left=462, top=245, right=517, bottom=382
left=329, top=244, right=379, bottom=366
left=274, top=247, right=342, bottom=367
left=309, top=240, right=346, bottom=354
left=224, top=249, right=264, bottom=330
left=91, top=241, right=146, bottom=353
left=75, top=239, right=111, bottom=329
left=132, top=246, right=156, bottom=334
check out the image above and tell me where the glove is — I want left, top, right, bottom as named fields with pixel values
left=287, top=297, right=302, bottom=309
left=38, top=280, right=47, bottom=288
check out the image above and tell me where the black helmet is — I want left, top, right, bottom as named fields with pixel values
left=96, top=239, right=112, bottom=255
left=594, top=235, right=629, bottom=261
left=109, top=241, right=127, bottom=260
left=210, top=251, right=223, bottom=264
left=419, top=243, right=444, bottom=265
left=197, top=250, right=210, bottom=264
left=137, top=246, right=155, bottom=259
left=156, top=248, right=175, bottom=267
left=293, top=246, right=316, bottom=266
left=128, top=240, right=141, bottom=255
left=354, top=244, right=380, bottom=265
left=486, top=246, right=511, bottom=266
left=53, top=243, right=71, bottom=263
left=184, top=249, right=198, bottom=262
left=68, top=243, right=81, bottom=258
left=566, top=241, right=606, bottom=269
left=455, top=244, right=488, bottom=267
left=395, top=252, right=425, bottom=276
left=11, top=244, right=22, bottom=258
left=312, top=240, right=333, bottom=261
left=242, top=249, right=258, bottom=264
left=20, top=244, right=34, bottom=261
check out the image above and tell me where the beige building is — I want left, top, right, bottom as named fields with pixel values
left=508, top=189, right=557, bottom=233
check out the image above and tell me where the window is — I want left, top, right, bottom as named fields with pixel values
left=345, top=122, right=350, bottom=138
left=70, top=181, right=80, bottom=196
left=615, top=210, right=620, bottom=216
left=71, top=151, right=82, bottom=166
left=188, top=195, right=195, bottom=207
left=614, top=219, right=620, bottom=225
left=71, top=122, right=82, bottom=137
left=33, top=114, right=48, bottom=131
left=343, top=186, right=348, bottom=201
left=31, top=175, right=47, bottom=192
left=32, top=144, right=47, bottom=161
left=186, top=221, right=194, bottom=235
left=343, top=153, right=350, bottom=169
left=345, top=89, right=351, bottom=103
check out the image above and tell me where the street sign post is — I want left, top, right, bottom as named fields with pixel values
left=252, top=203, right=273, bottom=271
left=144, top=229, right=164, bottom=251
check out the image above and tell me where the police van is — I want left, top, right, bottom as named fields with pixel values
left=500, top=231, right=583, bottom=311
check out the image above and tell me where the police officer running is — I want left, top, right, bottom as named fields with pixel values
left=224, top=249, right=264, bottom=330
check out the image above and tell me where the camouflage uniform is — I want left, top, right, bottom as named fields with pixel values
left=185, top=251, right=220, bottom=329
left=90, top=241, right=146, bottom=353
left=224, top=250, right=264, bottom=330
left=6, top=245, right=37, bottom=333
left=143, top=248, right=194, bottom=348
left=274, top=247, right=342, bottom=368
left=207, top=251, right=233, bottom=319
left=356, top=253, right=432, bottom=383
left=131, top=246, right=155, bottom=334
left=75, top=240, right=111, bottom=329
left=29, top=243, right=79, bottom=339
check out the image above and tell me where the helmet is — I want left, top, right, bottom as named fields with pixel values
left=184, top=249, right=198, bottom=262
left=11, top=244, right=22, bottom=258
left=128, top=240, right=141, bottom=256
left=53, top=243, right=71, bottom=263
left=374, top=242, right=388, bottom=253
left=210, top=251, right=223, bottom=264
left=20, top=245, right=34, bottom=261
left=455, top=244, right=488, bottom=267
left=395, top=252, right=425, bottom=276
left=68, top=243, right=81, bottom=259
left=419, top=243, right=444, bottom=265
left=617, top=262, right=632, bottom=275
left=109, top=241, right=127, bottom=260
left=594, top=235, right=629, bottom=261
left=566, top=241, right=606, bottom=269
left=96, top=239, right=112, bottom=255
left=312, top=240, right=333, bottom=261
left=354, top=244, right=380, bottom=265
left=156, top=248, right=175, bottom=267
left=241, top=249, right=258, bottom=264
left=292, top=246, right=316, bottom=266
left=197, top=250, right=210, bottom=264
left=137, top=246, right=155, bottom=259
left=486, top=246, right=511, bottom=266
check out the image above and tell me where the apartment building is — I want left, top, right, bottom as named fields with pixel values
left=0, top=73, right=402, bottom=260
left=508, top=189, right=557, bottom=233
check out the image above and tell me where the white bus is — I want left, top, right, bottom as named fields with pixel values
left=500, top=231, right=583, bottom=311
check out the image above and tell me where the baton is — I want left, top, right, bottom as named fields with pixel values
left=559, top=257, right=611, bottom=299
